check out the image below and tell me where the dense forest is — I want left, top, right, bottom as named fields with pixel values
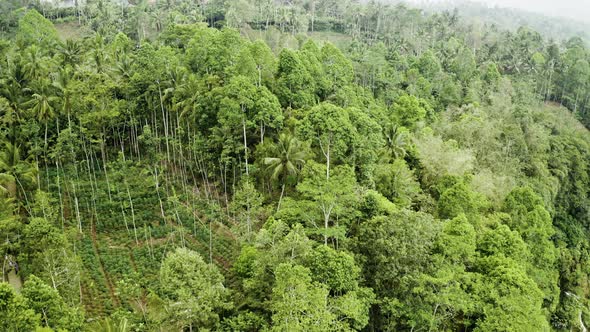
left=2, top=0, right=590, bottom=331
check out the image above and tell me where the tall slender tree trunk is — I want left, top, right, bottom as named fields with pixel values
left=318, top=136, right=331, bottom=180
left=153, top=167, right=166, bottom=225
left=326, top=144, right=330, bottom=180
left=125, top=180, right=139, bottom=245
left=324, top=212, right=329, bottom=246
left=158, top=84, right=171, bottom=163
left=276, top=182, right=285, bottom=213
left=100, top=130, right=112, bottom=202
left=246, top=200, right=251, bottom=237
left=209, top=220, right=213, bottom=264
left=56, top=159, right=65, bottom=230
left=44, top=121, right=49, bottom=152
left=242, top=113, right=249, bottom=176
left=545, top=63, right=554, bottom=102
left=310, top=0, right=316, bottom=33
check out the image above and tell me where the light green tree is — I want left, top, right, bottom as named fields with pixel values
left=159, top=247, right=231, bottom=331
left=275, top=49, right=315, bottom=108
left=270, top=263, right=334, bottom=332
left=21, top=275, right=84, bottom=331
left=374, top=158, right=422, bottom=209
left=230, top=178, right=264, bottom=238
left=297, top=162, right=357, bottom=245
left=391, top=94, right=427, bottom=129
left=0, top=282, right=39, bottom=332
left=15, top=9, right=58, bottom=49
left=299, top=103, right=355, bottom=179
left=321, top=42, right=354, bottom=97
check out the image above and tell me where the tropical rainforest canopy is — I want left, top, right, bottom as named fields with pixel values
left=2, top=0, right=590, bottom=331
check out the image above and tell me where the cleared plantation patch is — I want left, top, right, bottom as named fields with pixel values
left=42, top=164, right=240, bottom=317
left=54, top=21, right=87, bottom=40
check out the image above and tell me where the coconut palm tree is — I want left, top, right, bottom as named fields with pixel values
left=51, top=67, right=74, bottom=120
left=174, top=73, right=201, bottom=121
left=264, top=132, right=308, bottom=211
left=0, top=141, right=37, bottom=200
left=22, top=45, right=48, bottom=81
left=382, top=124, right=408, bottom=161
left=58, top=39, right=82, bottom=68
left=0, top=57, right=27, bottom=123
left=163, top=65, right=188, bottom=111
left=24, top=79, right=58, bottom=150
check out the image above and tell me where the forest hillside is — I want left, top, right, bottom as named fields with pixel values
left=2, top=0, right=590, bottom=331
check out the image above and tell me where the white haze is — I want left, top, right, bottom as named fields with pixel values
left=408, top=0, right=590, bottom=23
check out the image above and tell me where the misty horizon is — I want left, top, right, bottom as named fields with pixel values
left=406, top=0, right=590, bottom=24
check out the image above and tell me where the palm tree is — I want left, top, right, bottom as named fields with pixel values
left=58, top=39, right=82, bottom=68
left=51, top=67, right=74, bottom=127
left=382, top=124, right=408, bottom=162
left=264, top=132, right=308, bottom=212
left=163, top=65, right=188, bottom=111
left=24, top=79, right=57, bottom=150
left=22, top=45, right=47, bottom=81
left=91, top=34, right=108, bottom=74
left=87, top=317, right=130, bottom=332
left=115, top=55, right=133, bottom=80
left=0, top=141, right=37, bottom=200
left=174, top=73, right=201, bottom=121
left=0, top=57, right=27, bottom=123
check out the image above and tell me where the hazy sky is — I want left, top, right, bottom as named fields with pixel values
left=414, top=0, right=590, bottom=23
left=490, top=0, right=590, bottom=22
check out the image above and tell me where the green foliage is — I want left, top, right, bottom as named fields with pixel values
left=16, top=9, right=58, bottom=49
left=230, top=178, right=264, bottom=238
left=474, top=255, right=549, bottom=331
left=3, top=1, right=590, bottom=330
left=477, top=219, right=529, bottom=263
left=360, top=190, right=397, bottom=219
left=0, top=282, right=39, bottom=332
left=296, top=162, right=358, bottom=244
left=374, top=158, right=422, bottom=209
left=436, top=214, right=477, bottom=264
left=306, top=245, right=359, bottom=292
left=275, top=49, right=315, bottom=108
left=22, top=275, right=84, bottom=331
left=502, top=187, right=560, bottom=309
left=392, top=94, right=427, bottom=129
left=347, top=105, right=384, bottom=184
left=450, top=46, right=477, bottom=83
left=437, top=179, right=487, bottom=220
left=159, top=247, right=232, bottom=330
left=299, top=103, right=356, bottom=175
left=186, top=27, right=243, bottom=79
left=270, top=263, right=334, bottom=331
left=306, top=246, right=374, bottom=329
left=355, top=210, right=440, bottom=330
left=320, top=42, right=354, bottom=96
left=264, top=131, right=309, bottom=183
left=221, top=310, right=268, bottom=332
